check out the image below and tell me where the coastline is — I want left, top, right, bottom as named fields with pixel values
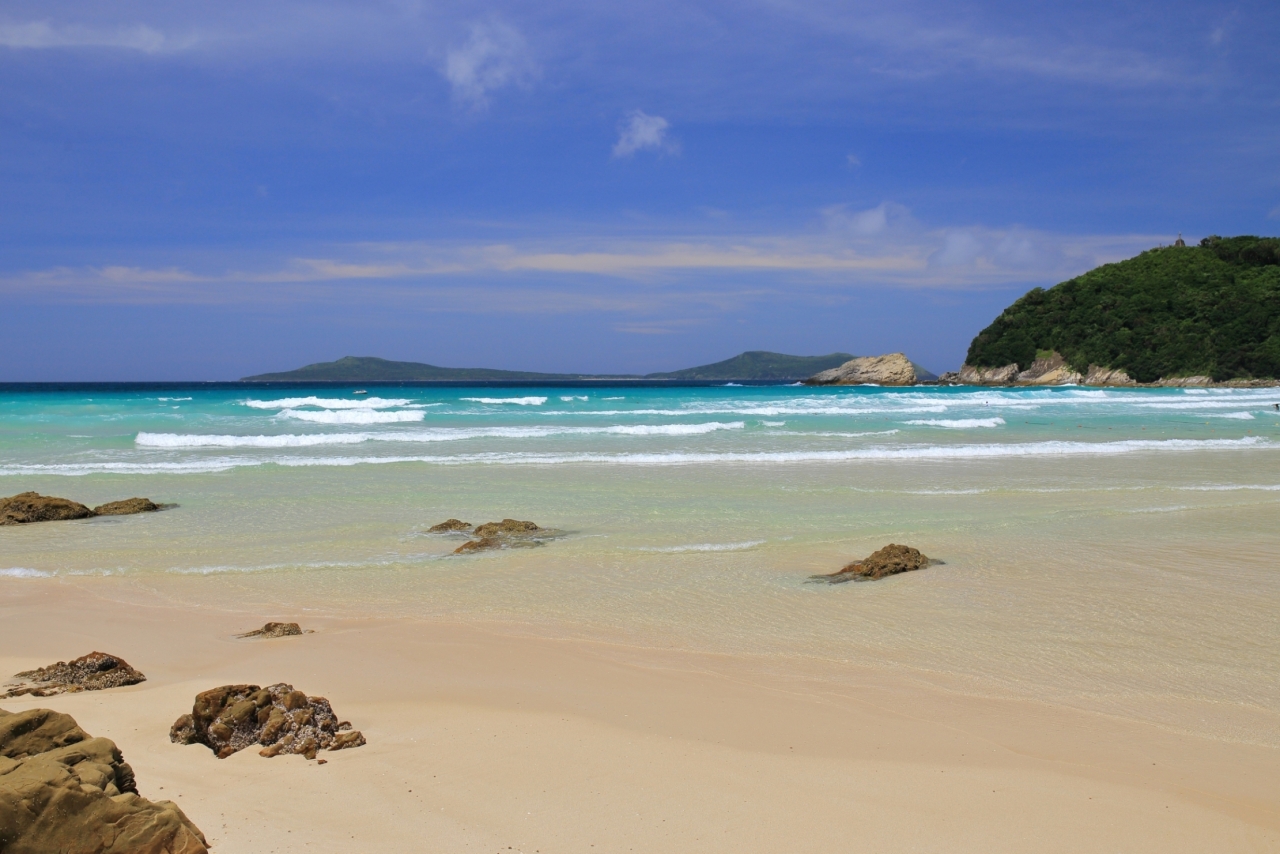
left=3, top=579, right=1277, bottom=853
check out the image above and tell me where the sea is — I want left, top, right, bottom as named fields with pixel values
left=2, top=382, right=1279, bottom=746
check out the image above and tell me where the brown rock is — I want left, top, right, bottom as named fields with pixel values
left=428, top=518, right=472, bottom=532
left=472, top=518, right=539, bottom=537
left=170, top=683, right=364, bottom=760
left=958, top=363, right=1021, bottom=385
left=811, top=544, right=939, bottom=584
left=453, top=536, right=504, bottom=554
left=0, top=492, right=94, bottom=526
left=3, top=652, right=146, bottom=699
left=235, top=622, right=305, bottom=639
left=1084, top=365, right=1138, bottom=386
left=0, top=706, right=209, bottom=854
left=92, top=498, right=159, bottom=516
left=804, top=353, right=921, bottom=386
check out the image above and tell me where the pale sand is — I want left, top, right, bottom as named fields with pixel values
left=2, top=579, right=1278, bottom=853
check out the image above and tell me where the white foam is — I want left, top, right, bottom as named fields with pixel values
left=1205, top=412, right=1256, bottom=420
left=906, top=418, right=1006, bottom=429
left=278, top=408, right=425, bottom=424
left=0, top=568, right=53, bottom=578
left=243, top=397, right=412, bottom=410
left=635, top=540, right=766, bottom=552
left=560, top=395, right=588, bottom=401
left=761, top=420, right=786, bottom=427
left=157, top=397, right=192, bottom=401
left=461, top=397, right=548, bottom=405
left=135, top=421, right=745, bottom=449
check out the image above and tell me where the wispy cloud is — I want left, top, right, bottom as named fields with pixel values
left=444, top=18, right=538, bottom=110
left=0, top=204, right=1163, bottom=308
left=613, top=110, right=677, bottom=158
left=0, top=20, right=182, bottom=53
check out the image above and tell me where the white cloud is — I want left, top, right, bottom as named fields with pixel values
left=846, top=153, right=861, bottom=167
left=444, top=18, right=537, bottom=110
left=823, top=202, right=914, bottom=237
left=613, top=110, right=676, bottom=158
left=0, top=20, right=175, bottom=53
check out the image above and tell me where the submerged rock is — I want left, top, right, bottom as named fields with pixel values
left=811, top=544, right=940, bottom=584
left=0, top=706, right=209, bottom=854
left=170, top=683, right=365, bottom=760
left=0, top=492, right=94, bottom=526
left=236, top=622, right=305, bottom=639
left=428, top=518, right=473, bottom=533
left=0, top=492, right=163, bottom=526
left=804, top=353, right=921, bottom=386
left=2, top=652, right=146, bottom=699
left=92, top=498, right=160, bottom=516
left=451, top=519, right=544, bottom=554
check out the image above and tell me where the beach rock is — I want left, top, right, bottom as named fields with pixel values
left=936, top=371, right=962, bottom=384
left=804, top=353, right=920, bottom=386
left=811, top=544, right=938, bottom=584
left=1153, top=375, right=1212, bottom=387
left=958, top=363, right=1021, bottom=385
left=0, top=706, right=209, bottom=854
left=453, top=537, right=503, bottom=554
left=1084, top=365, right=1138, bottom=386
left=235, top=622, right=305, bottom=639
left=92, top=498, right=160, bottom=516
left=471, top=519, right=539, bottom=537
left=170, top=683, right=364, bottom=760
left=0, top=492, right=94, bottom=526
left=2, top=652, right=146, bottom=699
left=428, top=518, right=472, bottom=533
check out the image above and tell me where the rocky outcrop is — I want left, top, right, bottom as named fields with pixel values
left=448, top=519, right=546, bottom=554
left=811, top=544, right=940, bottom=584
left=0, top=493, right=161, bottom=526
left=958, top=363, right=1021, bottom=385
left=0, top=706, right=209, bottom=854
left=428, top=518, right=472, bottom=533
left=1153, top=375, right=1212, bottom=387
left=1084, top=365, right=1138, bottom=386
left=170, top=683, right=365, bottom=761
left=2, top=653, right=145, bottom=699
left=93, top=498, right=160, bottom=516
left=235, top=622, right=305, bottom=639
left=1015, top=353, right=1084, bottom=385
left=804, top=353, right=921, bottom=386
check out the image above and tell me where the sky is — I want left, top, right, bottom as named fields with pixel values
left=1, top=0, right=1278, bottom=380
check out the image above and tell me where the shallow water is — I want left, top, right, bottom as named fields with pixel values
left=2, top=384, right=1279, bottom=745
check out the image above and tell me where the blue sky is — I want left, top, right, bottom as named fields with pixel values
left=2, top=0, right=1278, bottom=379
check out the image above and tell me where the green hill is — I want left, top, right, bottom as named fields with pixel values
left=965, top=235, right=1280, bottom=382
left=644, top=351, right=857, bottom=380
left=241, top=356, right=582, bottom=382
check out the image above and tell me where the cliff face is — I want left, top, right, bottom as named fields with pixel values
left=804, top=353, right=922, bottom=386
left=953, top=353, right=1276, bottom=387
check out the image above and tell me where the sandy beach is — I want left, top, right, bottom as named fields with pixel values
left=3, top=577, right=1277, bottom=853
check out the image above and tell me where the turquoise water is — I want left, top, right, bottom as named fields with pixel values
left=3, top=384, right=1280, bottom=745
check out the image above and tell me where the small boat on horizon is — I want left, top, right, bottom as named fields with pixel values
left=353, top=390, right=368, bottom=395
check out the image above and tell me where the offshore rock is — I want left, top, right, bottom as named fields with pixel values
left=958, top=363, right=1021, bottom=385
left=2, top=653, right=146, bottom=699
left=92, top=498, right=160, bottom=516
left=428, top=518, right=473, bottom=533
left=235, top=622, right=305, bottom=639
left=472, top=519, right=539, bottom=538
left=811, top=544, right=939, bottom=584
left=804, top=353, right=920, bottom=386
left=0, top=492, right=94, bottom=526
left=170, top=683, right=365, bottom=760
left=0, top=706, right=209, bottom=854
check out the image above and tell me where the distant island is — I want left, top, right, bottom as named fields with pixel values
left=958, top=235, right=1280, bottom=386
left=241, top=351, right=888, bottom=383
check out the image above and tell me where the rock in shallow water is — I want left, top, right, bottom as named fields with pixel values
left=170, top=683, right=365, bottom=760
left=235, top=622, right=305, bottom=639
left=428, top=518, right=472, bottom=532
left=0, top=706, right=209, bottom=854
left=0, top=492, right=162, bottom=525
left=811, top=544, right=941, bottom=583
left=2, top=652, right=146, bottom=699
left=450, top=518, right=545, bottom=554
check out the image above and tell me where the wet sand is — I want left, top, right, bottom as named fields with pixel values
left=2, top=579, right=1277, bottom=853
